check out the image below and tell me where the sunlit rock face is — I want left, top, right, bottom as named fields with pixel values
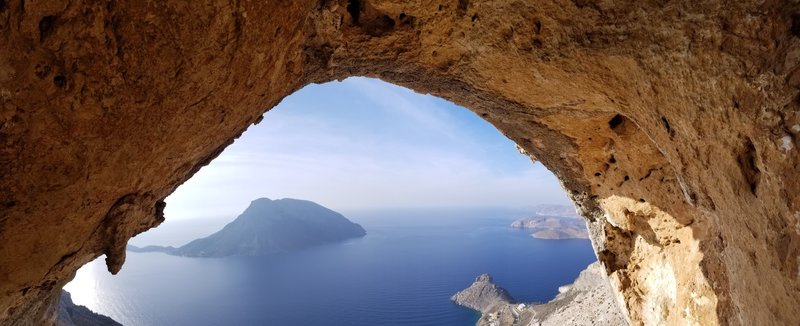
left=1, top=0, right=799, bottom=325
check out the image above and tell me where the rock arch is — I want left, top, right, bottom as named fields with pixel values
left=1, top=0, right=799, bottom=324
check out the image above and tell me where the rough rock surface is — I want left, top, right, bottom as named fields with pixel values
left=451, top=274, right=515, bottom=313
left=527, top=262, right=627, bottom=326
left=459, top=263, right=626, bottom=326
left=2, top=0, right=800, bottom=325
left=56, top=291, right=120, bottom=326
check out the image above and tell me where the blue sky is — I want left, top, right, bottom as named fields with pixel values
left=163, top=77, right=570, bottom=221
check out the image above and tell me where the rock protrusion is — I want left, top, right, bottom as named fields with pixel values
left=451, top=273, right=515, bottom=313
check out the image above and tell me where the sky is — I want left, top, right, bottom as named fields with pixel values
left=162, top=77, right=571, bottom=222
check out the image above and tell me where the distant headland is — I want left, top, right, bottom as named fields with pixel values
left=451, top=263, right=626, bottom=326
left=510, top=204, right=588, bottom=240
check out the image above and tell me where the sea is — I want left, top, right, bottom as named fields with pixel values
left=65, top=209, right=596, bottom=326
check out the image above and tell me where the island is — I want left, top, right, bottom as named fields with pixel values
left=510, top=205, right=588, bottom=240
left=526, top=204, right=580, bottom=218
left=452, top=263, right=627, bottom=326
left=128, top=198, right=366, bottom=257
left=510, top=216, right=588, bottom=240
left=451, top=274, right=515, bottom=313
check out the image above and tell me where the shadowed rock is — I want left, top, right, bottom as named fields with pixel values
left=56, top=291, right=120, bottom=326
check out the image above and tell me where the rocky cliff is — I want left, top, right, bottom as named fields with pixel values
left=451, top=274, right=515, bottom=313
left=2, top=0, right=800, bottom=325
left=526, top=262, right=627, bottom=326
left=455, top=263, right=626, bottom=326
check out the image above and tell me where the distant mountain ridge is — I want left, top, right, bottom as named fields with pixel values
left=511, top=204, right=588, bottom=240
left=529, top=204, right=579, bottom=218
left=129, top=198, right=366, bottom=257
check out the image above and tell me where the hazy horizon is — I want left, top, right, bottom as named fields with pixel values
left=132, top=204, right=575, bottom=247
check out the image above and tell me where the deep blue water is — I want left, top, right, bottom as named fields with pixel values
left=66, top=212, right=596, bottom=326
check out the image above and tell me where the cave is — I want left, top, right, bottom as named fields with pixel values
left=1, top=0, right=800, bottom=325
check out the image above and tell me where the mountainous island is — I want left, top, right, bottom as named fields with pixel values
left=128, top=198, right=366, bottom=257
left=510, top=205, right=588, bottom=240
left=452, top=263, right=627, bottom=326
left=525, top=204, right=581, bottom=218
left=451, top=274, right=515, bottom=313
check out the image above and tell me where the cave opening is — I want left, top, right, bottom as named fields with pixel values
left=62, top=77, right=600, bottom=325
left=3, top=1, right=800, bottom=325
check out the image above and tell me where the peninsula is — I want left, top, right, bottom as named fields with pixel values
left=452, top=263, right=627, bottom=326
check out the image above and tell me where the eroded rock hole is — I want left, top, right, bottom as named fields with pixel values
left=661, top=116, right=674, bottom=137
left=366, top=15, right=395, bottom=36
left=53, top=75, right=66, bottom=88
left=346, top=0, right=362, bottom=24
left=608, top=114, right=625, bottom=130
left=792, top=14, right=800, bottom=37
left=39, top=15, right=57, bottom=42
left=737, top=139, right=761, bottom=195
left=398, top=12, right=415, bottom=27
left=534, top=19, right=542, bottom=32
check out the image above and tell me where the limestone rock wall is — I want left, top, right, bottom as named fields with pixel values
left=1, top=0, right=799, bottom=325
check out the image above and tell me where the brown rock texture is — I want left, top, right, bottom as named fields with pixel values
left=1, top=0, right=799, bottom=325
